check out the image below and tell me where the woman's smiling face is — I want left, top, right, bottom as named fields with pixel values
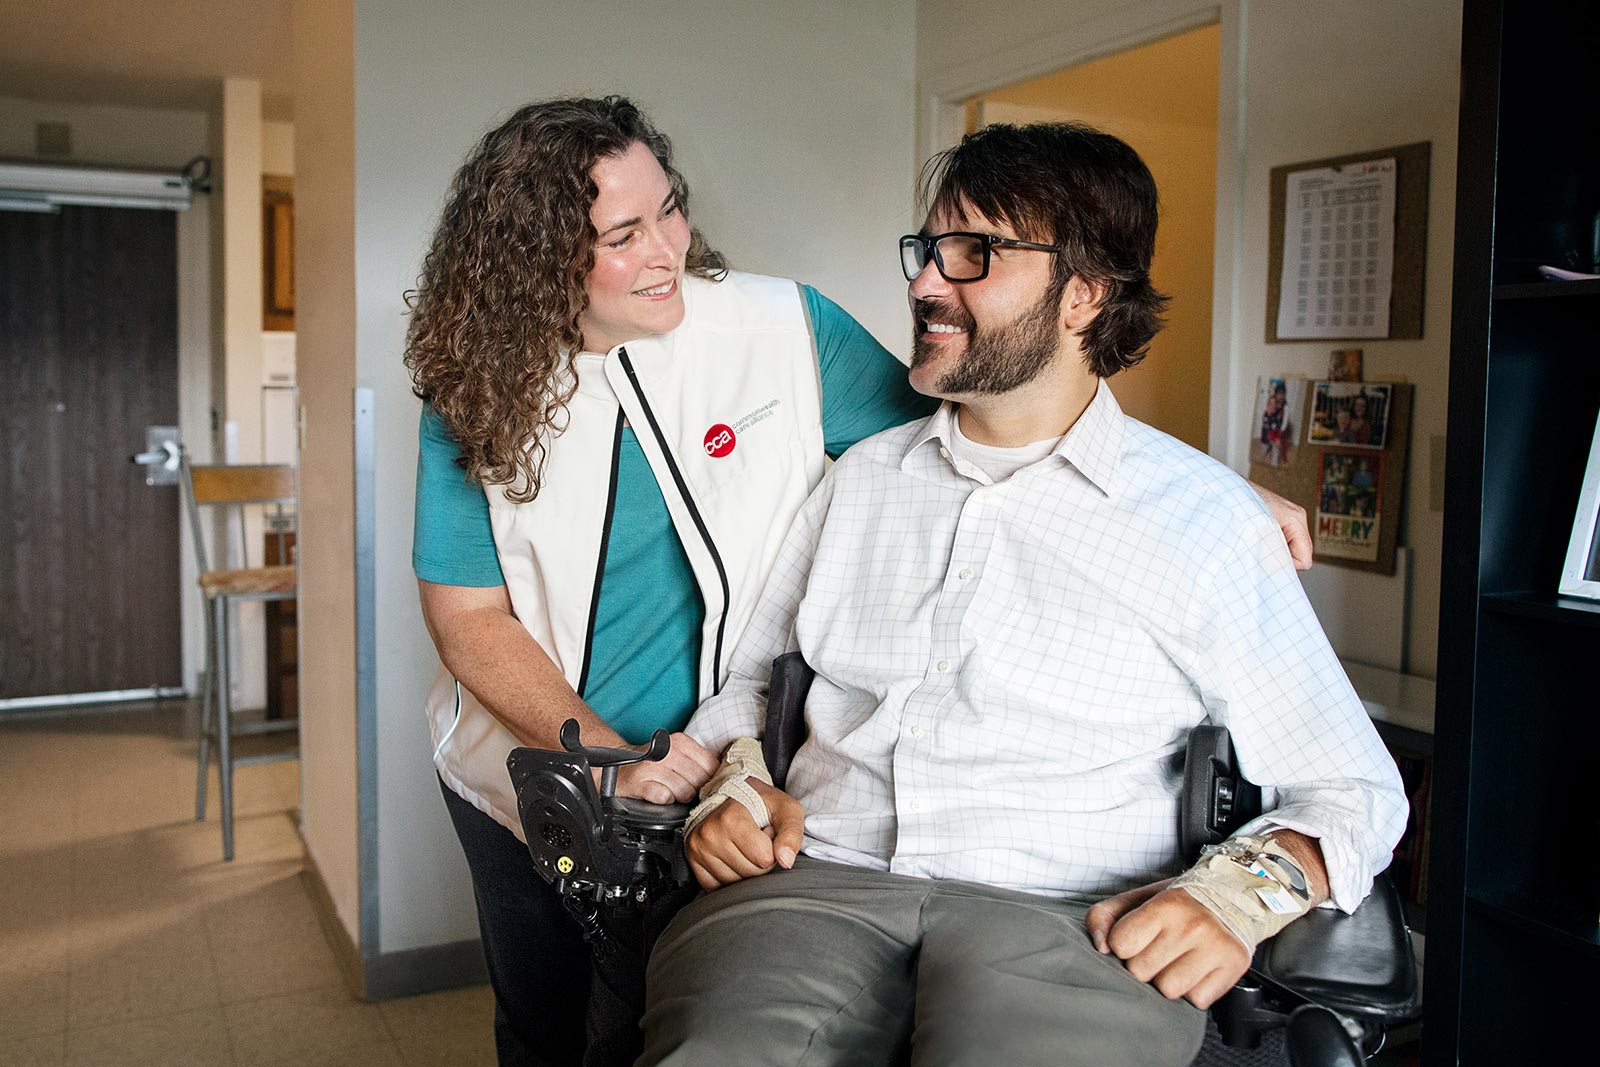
left=577, top=140, right=693, bottom=353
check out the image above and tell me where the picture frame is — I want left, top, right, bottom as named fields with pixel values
left=1308, top=381, right=1391, bottom=450
left=1265, top=142, right=1430, bottom=343
left=1250, top=376, right=1307, bottom=468
left=1315, top=450, right=1383, bottom=562
left=1558, top=408, right=1600, bottom=601
left=263, top=175, right=294, bottom=331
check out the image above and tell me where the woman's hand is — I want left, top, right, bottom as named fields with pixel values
left=1248, top=482, right=1313, bottom=571
left=615, top=732, right=719, bottom=804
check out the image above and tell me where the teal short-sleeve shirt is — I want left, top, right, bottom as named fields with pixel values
left=413, top=285, right=933, bottom=741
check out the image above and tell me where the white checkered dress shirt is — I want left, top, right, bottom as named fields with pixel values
left=687, top=383, right=1407, bottom=911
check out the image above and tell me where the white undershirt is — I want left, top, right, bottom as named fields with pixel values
left=947, top=409, right=1063, bottom=483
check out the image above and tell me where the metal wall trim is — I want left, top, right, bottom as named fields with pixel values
left=353, top=387, right=381, bottom=955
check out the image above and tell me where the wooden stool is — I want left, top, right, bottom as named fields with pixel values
left=182, top=460, right=299, bottom=860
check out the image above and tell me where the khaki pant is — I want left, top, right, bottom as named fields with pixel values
left=638, top=858, right=1205, bottom=1067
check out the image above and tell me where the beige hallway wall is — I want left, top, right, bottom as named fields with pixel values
left=970, top=24, right=1218, bottom=451
left=292, top=0, right=360, bottom=946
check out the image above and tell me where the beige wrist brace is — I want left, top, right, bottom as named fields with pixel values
left=683, top=737, right=774, bottom=837
left=1170, top=835, right=1314, bottom=950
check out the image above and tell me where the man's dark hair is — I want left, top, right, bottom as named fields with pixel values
left=920, top=122, right=1169, bottom=378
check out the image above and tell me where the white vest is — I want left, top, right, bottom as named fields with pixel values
left=427, top=271, right=827, bottom=837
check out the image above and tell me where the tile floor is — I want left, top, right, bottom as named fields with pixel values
left=0, top=699, right=496, bottom=1067
left=2, top=699, right=1424, bottom=1067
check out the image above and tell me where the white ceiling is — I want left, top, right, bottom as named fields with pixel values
left=0, top=0, right=295, bottom=118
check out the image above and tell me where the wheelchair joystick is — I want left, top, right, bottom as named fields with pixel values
left=557, top=718, right=672, bottom=801
left=507, top=718, right=695, bottom=951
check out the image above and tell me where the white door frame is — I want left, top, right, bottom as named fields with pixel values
left=915, top=0, right=1246, bottom=463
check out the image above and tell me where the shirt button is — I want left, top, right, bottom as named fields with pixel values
left=938, top=446, right=951, bottom=459
left=909, top=724, right=923, bottom=738
left=907, top=799, right=922, bottom=813
left=958, top=567, right=973, bottom=581
left=936, top=660, right=950, bottom=673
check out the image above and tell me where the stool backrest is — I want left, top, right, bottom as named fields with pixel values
left=189, top=464, right=296, bottom=506
left=182, top=458, right=297, bottom=575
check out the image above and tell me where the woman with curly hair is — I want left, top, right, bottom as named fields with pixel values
left=405, top=96, right=933, bottom=1066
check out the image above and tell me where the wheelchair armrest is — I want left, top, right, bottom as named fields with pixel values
left=1187, top=724, right=1419, bottom=1054
left=1211, top=874, right=1418, bottom=1056
left=1252, top=871, right=1419, bottom=1027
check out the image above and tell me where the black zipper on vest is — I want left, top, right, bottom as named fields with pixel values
left=618, top=348, right=731, bottom=696
left=576, top=409, right=625, bottom=698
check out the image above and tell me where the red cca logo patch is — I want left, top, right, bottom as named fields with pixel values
left=703, top=424, right=736, bottom=458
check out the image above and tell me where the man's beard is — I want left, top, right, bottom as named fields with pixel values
left=911, top=279, right=1066, bottom=396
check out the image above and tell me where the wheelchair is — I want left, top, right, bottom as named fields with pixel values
left=506, top=653, right=1418, bottom=1067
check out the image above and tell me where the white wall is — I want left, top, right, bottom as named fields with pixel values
left=0, top=95, right=208, bottom=168
left=917, top=0, right=1461, bottom=678
left=1228, top=3, right=1459, bottom=679
left=0, top=95, right=214, bottom=696
left=214, top=78, right=276, bottom=709
left=291, top=0, right=920, bottom=958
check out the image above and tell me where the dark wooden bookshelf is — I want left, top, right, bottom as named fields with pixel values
left=1479, top=591, right=1600, bottom=629
left=1428, top=3, right=1600, bottom=1063
left=1465, top=893, right=1600, bottom=962
left=1492, top=278, right=1600, bottom=301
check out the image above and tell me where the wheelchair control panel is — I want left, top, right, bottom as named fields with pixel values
left=507, top=720, right=693, bottom=949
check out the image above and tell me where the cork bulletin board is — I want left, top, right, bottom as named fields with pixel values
left=1249, top=381, right=1413, bottom=576
left=1266, top=142, right=1431, bottom=343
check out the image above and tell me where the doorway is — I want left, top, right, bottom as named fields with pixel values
left=965, top=23, right=1220, bottom=451
left=0, top=204, right=183, bottom=702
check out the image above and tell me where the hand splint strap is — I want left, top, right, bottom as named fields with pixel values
left=1170, top=834, right=1315, bottom=950
left=684, top=737, right=774, bottom=837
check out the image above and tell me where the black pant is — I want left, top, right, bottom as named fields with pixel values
left=587, top=883, right=701, bottom=1067
left=440, top=777, right=690, bottom=1067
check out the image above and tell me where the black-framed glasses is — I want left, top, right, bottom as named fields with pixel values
left=899, top=231, right=1064, bottom=282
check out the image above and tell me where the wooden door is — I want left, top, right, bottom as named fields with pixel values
left=0, top=205, right=182, bottom=699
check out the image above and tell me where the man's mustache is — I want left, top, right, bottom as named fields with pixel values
left=913, top=298, right=975, bottom=332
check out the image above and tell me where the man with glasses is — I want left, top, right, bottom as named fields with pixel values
left=636, top=122, right=1406, bottom=1067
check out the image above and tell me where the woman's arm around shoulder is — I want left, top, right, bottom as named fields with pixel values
left=804, top=285, right=937, bottom=455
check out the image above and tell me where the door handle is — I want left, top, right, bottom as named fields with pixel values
left=131, top=427, right=182, bottom=485
left=130, top=440, right=181, bottom=471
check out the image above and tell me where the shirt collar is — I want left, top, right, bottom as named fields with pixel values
left=901, top=379, right=1127, bottom=498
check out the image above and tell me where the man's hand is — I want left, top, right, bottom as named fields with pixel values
left=612, top=733, right=720, bottom=805
left=684, top=779, right=805, bottom=890
left=1086, top=880, right=1251, bottom=1010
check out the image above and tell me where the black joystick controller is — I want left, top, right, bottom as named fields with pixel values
left=507, top=719, right=694, bottom=949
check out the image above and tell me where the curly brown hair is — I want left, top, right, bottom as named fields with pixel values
left=404, top=96, right=727, bottom=501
